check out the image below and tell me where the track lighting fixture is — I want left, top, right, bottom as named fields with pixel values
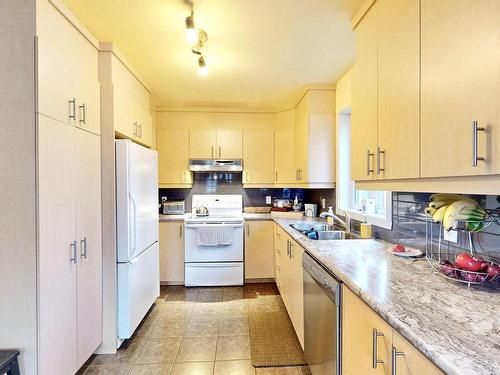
left=184, top=0, right=209, bottom=76
left=198, top=56, right=208, bottom=76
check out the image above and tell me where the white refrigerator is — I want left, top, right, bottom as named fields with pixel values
left=115, top=140, right=159, bottom=340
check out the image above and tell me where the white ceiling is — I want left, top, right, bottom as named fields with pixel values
left=63, top=0, right=364, bottom=110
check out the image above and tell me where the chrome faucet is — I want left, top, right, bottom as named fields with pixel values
left=320, top=210, right=351, bottom=233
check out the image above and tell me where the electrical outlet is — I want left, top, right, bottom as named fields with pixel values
left=266, top=196, right=272, bottom=205
left=443, top=228, right=458, bottom=243
left=161, top=196, right=168, bottom=203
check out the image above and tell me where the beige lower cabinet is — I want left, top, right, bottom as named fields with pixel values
left=159, top=222, right=185, bottom=284
left=343, top=287, right=443, bottom=375
left=273, top=224, right=304, bottom=348
left=245, top=221, right=275, bottom=279
left=273, top=225, right=286, bottom=292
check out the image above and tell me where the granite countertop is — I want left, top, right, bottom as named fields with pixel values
left=274, top=217, right=500, bottom=375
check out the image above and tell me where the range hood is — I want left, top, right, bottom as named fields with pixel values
left=189, top=159, right=243, bottom=172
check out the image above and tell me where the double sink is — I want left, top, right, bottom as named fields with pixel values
left=290, top=222, right=360, bottom=241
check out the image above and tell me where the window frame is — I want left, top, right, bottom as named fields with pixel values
left=335, top=108, right=392, bottom=230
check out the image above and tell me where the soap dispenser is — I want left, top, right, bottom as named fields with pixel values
left=326, top=207, right=334, bottom=225
left=294, top=195, right=299, bottom=206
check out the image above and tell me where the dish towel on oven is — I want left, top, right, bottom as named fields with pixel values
left=196, top=225, right=234, bottom=246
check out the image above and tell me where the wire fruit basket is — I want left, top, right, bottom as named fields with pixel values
left=425, top=210, right=500, bottom=287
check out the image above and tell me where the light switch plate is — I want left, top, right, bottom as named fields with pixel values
left=443, top=228, right=458, bottom=243
left=266, top=196, right=272, bottom=204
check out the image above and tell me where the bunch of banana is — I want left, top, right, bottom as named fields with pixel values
left=424, top=194, right=487, bottom=232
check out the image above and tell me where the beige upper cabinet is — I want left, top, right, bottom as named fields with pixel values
left=158, top=128, right=192, bottom=186
left=351, top=0, right=419, bottom=181
left=243, top=130, right=275, bottom=184
left=189, top=129, right=242, bottom=159
left=244, top=221, right=275, bottom=279
left=275, top=127, right=296, bottom=184
left=421, top=0, right=500, bottom=177
left=294, top=90, right=335, bottom=186
left=189, top=129, right=216, bottom=158
left=377, top=0, right=419, bottom=180
left=37, top=0, right=100, bottom=135
left=217, top=130, right=243, bottom=159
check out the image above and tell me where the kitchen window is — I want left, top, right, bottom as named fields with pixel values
left=336, top=108, right=392, bottom=229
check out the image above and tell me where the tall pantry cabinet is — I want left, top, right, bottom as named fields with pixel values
left=37, top=1, right=103, bottom=374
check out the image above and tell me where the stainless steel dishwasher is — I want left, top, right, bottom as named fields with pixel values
left=303, top=252, right=341, bottom=375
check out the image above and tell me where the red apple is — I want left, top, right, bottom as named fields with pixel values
left=455, top=253, right=482, bottom=272
left=486, top=264, right=500, bottom=278
left=392, top=244, right=406, bottom=253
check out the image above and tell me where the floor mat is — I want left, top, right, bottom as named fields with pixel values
left=248, top=295, right=306, bottom=367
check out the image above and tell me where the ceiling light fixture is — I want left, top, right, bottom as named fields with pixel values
left=184, top=0, right=209, bottom=76
left=184, top=15, right=198, bottom=44
left=198, top=56, right=209, bottom=76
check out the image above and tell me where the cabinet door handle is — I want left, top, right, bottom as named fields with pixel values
left=275, top=171, right=279, bottom=182
left=79, top=103, right=86, bottom=125
left=211, top=146, right=214, bottom=158
left=391, top=347, right=405, bottom=375
left=69, top=98, right=76, bottom=121
left=372, top=329, right=384, bottom=368
left=70, top=240, right=77, bottom=263
left=80, top=237, right=87, bottom=259
left=180, top=224, right=183, bottom=237
left=219, top=146, right=222, bottom=158
left=289, top=242, right=294, bottom=258
left=133, top=122, right=138, bottom=136
left=247, top=223, right=250, bottom=236
left=377, top=147, right=385, bottom=175
left=472, top=120, right=485, bottom=167
left=367, top=150, right=374, bottom=175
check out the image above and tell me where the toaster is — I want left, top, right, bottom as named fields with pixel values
left=162, top=200, right=185, bottom=215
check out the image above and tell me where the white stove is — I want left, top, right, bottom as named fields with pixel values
left=184, top=195, right=244, bottom=286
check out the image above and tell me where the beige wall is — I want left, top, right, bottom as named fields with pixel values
left=335, top=68, right=352, bottom=115
left=0, top=1, right=37, bottom=374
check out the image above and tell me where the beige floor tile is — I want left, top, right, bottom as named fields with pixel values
left=154, top=301, right=195, bottom=320
left=216, top=335, right=251, bottom=361
left=81, top=365, right=130, bottom=375
left=214, top=360, right=255, bottom=375
left=185, top=317, right=219, bottom=337
left=255, top=367, right=299, bottom=375
left=128, top=363, right=172, bottom=374
left=218, top=317, right=249, bottom=336
left=89, top=340, right=145, bottom=366
left=169, top=361, right=214, bottom=375
left=191, top=302, right=222, bottom=319
left=134, top=338, right=181, bottom=364
left=223, top=289, right=246, bottom=302
left=197, top=291, right=223, bottom=302
left=175, top=336, right=217, bottom=362
left=198, top=286, right=225, bottom=294
left=150, top=318, right=187, bottom=339
left=219, top=300, right=249, bottom=318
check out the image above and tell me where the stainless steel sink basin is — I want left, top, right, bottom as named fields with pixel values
left=289, top=223, right=332, bottom=232
left=313, top=230, right=360, bottom=240
left=289, top=222, right=361, bottom=240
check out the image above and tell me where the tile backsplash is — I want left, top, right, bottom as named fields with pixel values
left=355, top=192, right=500, bottom=261
left=159, top=172, right=335, bottom=212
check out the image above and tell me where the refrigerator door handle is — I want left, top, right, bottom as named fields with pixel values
left=129, top=194, right=137, bottom=257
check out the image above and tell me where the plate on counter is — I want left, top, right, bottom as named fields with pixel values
left=386, top=244, right=423, bottom=258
